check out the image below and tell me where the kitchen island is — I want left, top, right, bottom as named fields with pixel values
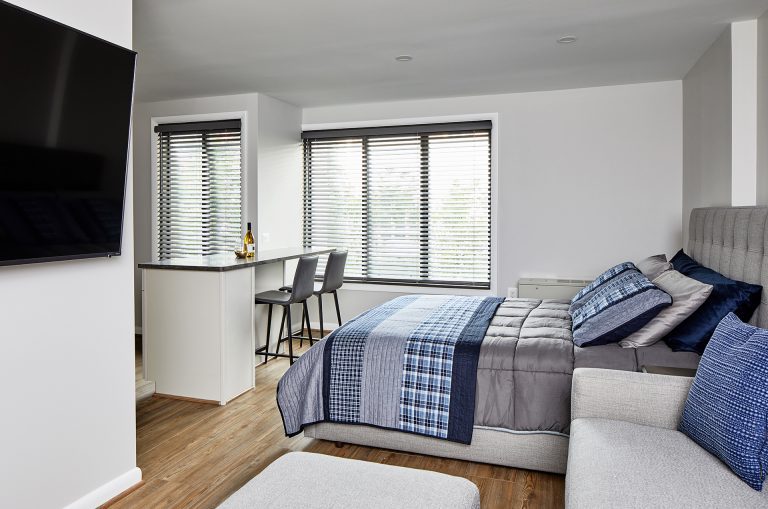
left=139, top=247, right=334, bottom=405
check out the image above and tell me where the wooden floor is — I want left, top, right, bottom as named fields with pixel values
left=110, top=338, right=565, bottom=509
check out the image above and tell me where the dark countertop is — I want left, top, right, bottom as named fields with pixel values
left=138, top=247, right=335, bottom=272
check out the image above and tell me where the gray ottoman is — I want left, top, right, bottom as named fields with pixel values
left=218, top=452, right=480, bottom=509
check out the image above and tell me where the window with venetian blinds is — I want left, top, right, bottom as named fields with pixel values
left=155, top=120, right=243, bottom=260
left=302, top=121, right=492, bottom=288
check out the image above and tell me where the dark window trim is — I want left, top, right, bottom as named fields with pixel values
left=314, top=276, right=491, bottom=291
left=156, top=120, right=243, bottom=260
left=303, top=121, right=492, bottom=289
left=302, top=120, right=492, bottom=140
left=155, top=119, right=241, bottom=134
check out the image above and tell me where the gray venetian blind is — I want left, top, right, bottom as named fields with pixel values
left=303, top=121, right=492, bottom=288
left=155, top=120, right=242, bottom=260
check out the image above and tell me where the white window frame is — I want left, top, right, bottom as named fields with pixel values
left=150, top=111, right=248, bottom=259
left=301, top=113, right=499, bottom=296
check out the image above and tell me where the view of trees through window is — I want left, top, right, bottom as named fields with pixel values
left=156, top=121, right=242, bottom=260
left=303, top=123, right=491, bottom=288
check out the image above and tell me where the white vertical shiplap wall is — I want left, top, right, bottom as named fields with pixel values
left=0, top=1, right=139, bottom=509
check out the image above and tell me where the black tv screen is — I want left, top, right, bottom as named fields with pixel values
left=0, top=1, right=136, bottom=266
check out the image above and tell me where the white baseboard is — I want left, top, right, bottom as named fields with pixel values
left=63, top=467, right=142, bottom=509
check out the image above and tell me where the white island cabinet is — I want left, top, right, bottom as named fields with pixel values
left=139, top=247, right=333, bottom=405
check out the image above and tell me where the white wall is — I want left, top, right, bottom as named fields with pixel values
left=731, top=20, right=759, bottom=206
left=682, top=18, right=768, bottom=241
left=132, top=93, right=301, bottom=326
left=303, top=81, right=684, bottom=323
left=133, top=93, right=258, bottom=328
left=758, top=11, right=768, bottom=206
left=0, top=2, right=139, bottom=509
left=256, top=95, right=303, bottom=250
left=682, top=28, right=733, bottom=247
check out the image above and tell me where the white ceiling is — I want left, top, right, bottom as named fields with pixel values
left=133, top=0, right=768, bottom=107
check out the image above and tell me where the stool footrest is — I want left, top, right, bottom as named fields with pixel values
left=257, top=351, right=302, bottom=361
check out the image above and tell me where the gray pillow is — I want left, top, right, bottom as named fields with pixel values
left=619, top=269, right=713, bottom=348
left=636, top=254, right=672, bottom=281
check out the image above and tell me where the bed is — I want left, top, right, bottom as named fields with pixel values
left=278, top=206, right=768, bottom=474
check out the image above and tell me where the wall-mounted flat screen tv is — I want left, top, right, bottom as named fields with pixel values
left=0, top=1, right=136, bottom=266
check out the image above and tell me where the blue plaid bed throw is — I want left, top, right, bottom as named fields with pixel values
left=278, top=294, right=503, bottom=444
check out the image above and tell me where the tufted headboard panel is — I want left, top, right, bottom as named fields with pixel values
left=687, top=207, right=768, bottom=328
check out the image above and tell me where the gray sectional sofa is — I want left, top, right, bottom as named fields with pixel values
left=565, top=368, right=768, bottom=508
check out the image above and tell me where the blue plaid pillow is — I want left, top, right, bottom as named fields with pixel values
left=571, top=269, right=671, bottom=347
left=679, top=313, right=768, bottom=491
left=569, top=262, right=636, bottom=314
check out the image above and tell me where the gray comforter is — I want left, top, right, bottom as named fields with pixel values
left=279, top=297, right=701, bottom=439
left=477, top=298, right=700, bottom=434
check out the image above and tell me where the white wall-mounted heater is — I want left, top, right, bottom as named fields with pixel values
left=516, top=278, right=592, bottom=300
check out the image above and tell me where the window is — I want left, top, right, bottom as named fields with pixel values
left=303, top=121, right=492, bottom=288
left=155, top=119, right=242, bottom=260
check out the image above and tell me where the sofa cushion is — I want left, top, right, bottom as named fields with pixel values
left=679, top=313, right=768, bottom=491
left=217, top=452, right=480, bottom=509
left=566, top=418, right=768, bottom=509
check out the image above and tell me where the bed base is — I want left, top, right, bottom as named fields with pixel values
left=304, top=423, right=569, bottom=474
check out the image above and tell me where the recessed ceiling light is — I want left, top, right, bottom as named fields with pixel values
left=395, top=55, right=413, bottom=62
left=557, top=36, right=577, bottom=44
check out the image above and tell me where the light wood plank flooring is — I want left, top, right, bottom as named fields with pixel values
left=113, top=337, right=565, bottom=508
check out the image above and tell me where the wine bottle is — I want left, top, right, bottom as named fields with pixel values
left=243, top=222, right=255, bottom=257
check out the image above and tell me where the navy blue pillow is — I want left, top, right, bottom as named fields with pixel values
left=666, top=250, right=762, bottom=353
left=679, top=313, right=768, bottom=491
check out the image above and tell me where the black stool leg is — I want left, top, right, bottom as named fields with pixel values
left=318, top=293, right=324, bottom=338
left=286, top=304, right=295, bottom=364
left=277, top=306, right=286, bottom=358
left=299, top=302, right=306, bottom=348
left=333, top=290, right=342, bottom=327
left=263, top=303, right=273, bottom=364
left=304, top=301, right=314, bottom=345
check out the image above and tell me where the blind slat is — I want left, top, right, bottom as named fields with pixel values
left=303, top=123, right=491, bottom=288
left=157, top=122, right=242, bottom=260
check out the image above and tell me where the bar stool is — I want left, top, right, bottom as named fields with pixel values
left=254, top=255, right=318, bottom=365
left=282, top=250, right=347, bottom=342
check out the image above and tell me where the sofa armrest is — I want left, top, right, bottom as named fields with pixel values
left=571, top=368, right=693, bottom=430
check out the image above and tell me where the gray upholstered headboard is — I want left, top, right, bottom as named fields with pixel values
left=687, top=206, right=768, bottom=328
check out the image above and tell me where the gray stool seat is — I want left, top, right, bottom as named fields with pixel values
left=254, top=255, right=318, bottom=365
left=280, top=250, right=347, bottom=344
left=217, top=452, right=480, bottom=509
left=253, top=290, right=292, bottom=305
